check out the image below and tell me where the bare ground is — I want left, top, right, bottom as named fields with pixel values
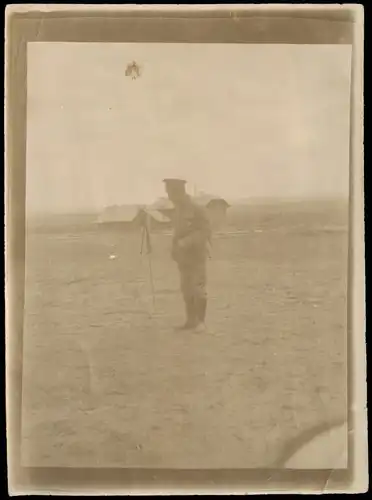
left=21, top=224, right=348, bottom=468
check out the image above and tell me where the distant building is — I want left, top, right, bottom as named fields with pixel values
left=94, top=205, right=172, bottom=231
left=193, top=194, right=231, bottom=230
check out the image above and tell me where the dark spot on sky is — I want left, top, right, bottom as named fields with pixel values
left=125, top=61, right=142, bottom=80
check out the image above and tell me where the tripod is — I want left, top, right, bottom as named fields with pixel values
left=138, top=214, right=156, bottom=311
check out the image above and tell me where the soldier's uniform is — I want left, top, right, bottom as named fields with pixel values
left=167, top=185, right=211, bottom=329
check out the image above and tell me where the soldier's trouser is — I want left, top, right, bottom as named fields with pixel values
left=178, top=259, right=207, bottom=324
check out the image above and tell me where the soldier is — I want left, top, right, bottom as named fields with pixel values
left=163, top=178, right=211, bottom=332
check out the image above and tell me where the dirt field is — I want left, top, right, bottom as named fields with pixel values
left=21, top=208, right=348, bottom=468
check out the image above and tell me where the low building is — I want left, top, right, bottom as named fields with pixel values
left=193, top=194, right=231, bottom=230
left=94, top=205, right=172, bottom=231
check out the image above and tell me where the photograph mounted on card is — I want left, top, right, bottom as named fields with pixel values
left=5, top=4, right=365, bottom=496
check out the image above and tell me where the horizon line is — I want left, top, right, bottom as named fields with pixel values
left=27, top=195, right=349, bottom=217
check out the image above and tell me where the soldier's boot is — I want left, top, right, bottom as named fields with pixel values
left=193, top=298, right=207, bottom=332
left=199, top=298, right=207, bottom=323
left=177, top=299, right=197, bottom=330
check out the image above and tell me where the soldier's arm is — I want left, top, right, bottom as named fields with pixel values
left=178, top=206, right=211, bottom=249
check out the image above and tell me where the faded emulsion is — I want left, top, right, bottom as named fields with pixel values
left=5, top=4, right=365, bottom=496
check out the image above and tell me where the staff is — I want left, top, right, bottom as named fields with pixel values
left=139, top=209, right=155, bottom=309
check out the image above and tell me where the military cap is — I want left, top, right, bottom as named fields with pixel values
left=163, top=178, right=187, bottom=188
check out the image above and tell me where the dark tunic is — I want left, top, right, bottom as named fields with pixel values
left=171, top=196, right=211, bottom=301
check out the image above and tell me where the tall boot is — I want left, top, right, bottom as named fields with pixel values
left=177, top=298, right=197, bottom=330
left=198, top=297, right=207, bottom=324
left=193, top=297, right=207, bottom=333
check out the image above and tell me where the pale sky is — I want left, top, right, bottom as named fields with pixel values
left=26, top=43, right=352, bottom=213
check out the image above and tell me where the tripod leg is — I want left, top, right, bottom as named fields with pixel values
left=140, top=226, right=145, bottom=255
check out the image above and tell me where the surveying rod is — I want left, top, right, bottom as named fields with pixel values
left=139, top=211, right=155, bottom=308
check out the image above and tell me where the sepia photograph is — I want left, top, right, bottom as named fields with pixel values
left=5, top=4, right=366, bottom=495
